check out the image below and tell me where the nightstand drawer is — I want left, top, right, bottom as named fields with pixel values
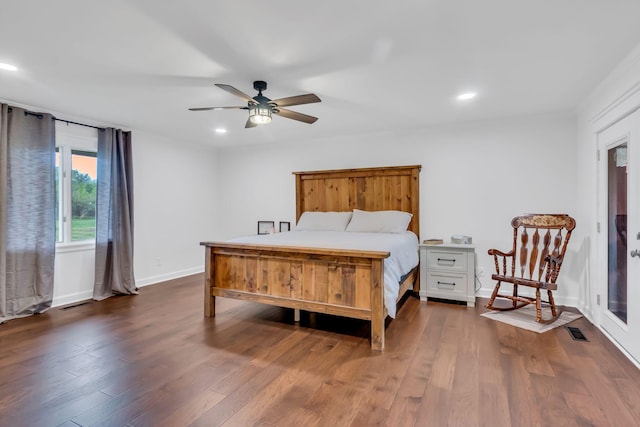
left=425, top=271, right=468, bottom=296
left=425, top=249, right=468, bottom=272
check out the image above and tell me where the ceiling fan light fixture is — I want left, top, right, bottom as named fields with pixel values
left=249, top=105, right=272, bottom=124
left=189, top=81, right=320, bottom=128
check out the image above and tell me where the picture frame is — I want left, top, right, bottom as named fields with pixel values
left=279, top=221, right=291, bottom=232
left=257, top=221, right=275, bottom=235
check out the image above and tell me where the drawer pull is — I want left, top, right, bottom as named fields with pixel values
left=437, top=258, right=456, bottom=263
left=437, top=281, right=456, bottom=287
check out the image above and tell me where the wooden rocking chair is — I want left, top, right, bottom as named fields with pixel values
left=486, top=214, right=576, bottom=324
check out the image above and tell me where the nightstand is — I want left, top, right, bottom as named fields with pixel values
left=419, top=243, right=476, bottom=307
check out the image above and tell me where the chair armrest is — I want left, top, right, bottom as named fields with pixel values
left=488, top=248, right=514, bottom=275
left=488, top=248, right=514, bottom=257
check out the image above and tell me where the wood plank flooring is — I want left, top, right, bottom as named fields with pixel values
left=1, top=274, right=639, bottom=426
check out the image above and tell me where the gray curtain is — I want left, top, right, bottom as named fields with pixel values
left=93, top=128, right=136, bottom=300
left=0, top=104, right=56, bottom=323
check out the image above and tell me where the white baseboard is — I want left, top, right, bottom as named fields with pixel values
left=51, top=267, right=204, bottom=308
left=52, top=290, right=93, bottom=308
left=135, top=266, right=204, bottom=288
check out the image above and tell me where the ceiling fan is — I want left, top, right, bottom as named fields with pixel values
left=189, top=80, right=321, bottom=128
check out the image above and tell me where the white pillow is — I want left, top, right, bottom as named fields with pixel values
left=345, top=209, right=412, bottom=233
left=295, top=211, right=353, bottom=231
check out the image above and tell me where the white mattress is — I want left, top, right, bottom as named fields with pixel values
left=228, top=231, right=419, bottom=318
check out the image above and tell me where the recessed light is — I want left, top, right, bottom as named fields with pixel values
left=457, top=92, right=477, bottom=101
left=0, top=62, right=18, bottom=71
left=215, top=128, right=227, bottom=134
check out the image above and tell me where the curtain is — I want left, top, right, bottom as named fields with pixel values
left=0, top=104, right=56, bottom=323
left=93, top=128, right=136, bottom=300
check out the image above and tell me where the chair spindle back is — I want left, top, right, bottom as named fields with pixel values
left=510, top=214, right=576, bottom=283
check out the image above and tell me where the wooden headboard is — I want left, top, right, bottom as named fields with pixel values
left=293, top=165, right=421, bottom=238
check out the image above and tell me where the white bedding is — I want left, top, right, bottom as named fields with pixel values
left=228, top=230, right=419, bottom=318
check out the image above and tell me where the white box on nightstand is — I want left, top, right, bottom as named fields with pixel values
left=419, top=243, right=476, bottom=307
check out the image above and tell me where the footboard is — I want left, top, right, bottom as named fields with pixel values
left=200, top=242, right=389, bottom=350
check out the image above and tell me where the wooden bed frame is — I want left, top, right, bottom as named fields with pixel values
left=201, top=165, right=421, bottom=350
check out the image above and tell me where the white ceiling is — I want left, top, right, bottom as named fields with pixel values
left=1, top=0, right=640, bottom=147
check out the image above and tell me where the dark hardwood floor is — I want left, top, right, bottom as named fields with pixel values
left=1, top=274, right=639, bottom=427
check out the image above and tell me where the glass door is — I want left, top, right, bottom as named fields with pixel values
left=607, top=142, right=627, bottom=323
left=598, top=110, right=640, bottom=363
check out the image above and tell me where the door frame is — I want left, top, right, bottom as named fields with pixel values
left=593, top=92, right=640, bottom=366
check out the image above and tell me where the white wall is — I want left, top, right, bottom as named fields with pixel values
left=215, top=113, right=581, bottom=305
left=131, top=130, right=218, bottom=286
left=53, top=247, right=97, bottom=306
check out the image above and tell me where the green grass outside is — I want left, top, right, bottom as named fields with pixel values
left=71, top=217, right=96, bottom=241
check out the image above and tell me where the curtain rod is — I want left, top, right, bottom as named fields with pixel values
left=8, top=107, right=107, bottom=131
left=54, top=117, right=106, bottom=132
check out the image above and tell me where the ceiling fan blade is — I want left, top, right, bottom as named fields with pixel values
left=215, top=84, right=257, bottom=104
left=245, top=118, right=258, bottom=128
left=188, top=106, right=246, bottom=111
left=274, top=108, right=318, bottom=124
left=271, top=93, right=321, bottom=107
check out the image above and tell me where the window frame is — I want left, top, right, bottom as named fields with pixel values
left=55, top=125, right=98, bottom=251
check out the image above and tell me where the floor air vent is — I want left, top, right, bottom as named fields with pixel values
left=60, top=301, right=91, bottom=311
left=566, top=326, right=588, bottom=342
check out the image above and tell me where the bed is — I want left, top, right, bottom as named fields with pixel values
left=200, top=165, right=421, bottom=350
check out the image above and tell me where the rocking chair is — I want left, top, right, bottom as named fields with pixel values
left=486, top=214, right=576, bottom=324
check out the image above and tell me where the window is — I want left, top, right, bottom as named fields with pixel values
left=55, top=125, right=98, bottom=245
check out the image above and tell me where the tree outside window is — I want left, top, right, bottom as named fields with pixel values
left=56, top=147, right=97, bottom=243
left=70, top=151, right=96, bottom=240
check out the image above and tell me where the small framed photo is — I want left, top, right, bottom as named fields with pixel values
left=257, top=221, right=275, bottom=235
left=279, top=221, right=291, bottom=232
